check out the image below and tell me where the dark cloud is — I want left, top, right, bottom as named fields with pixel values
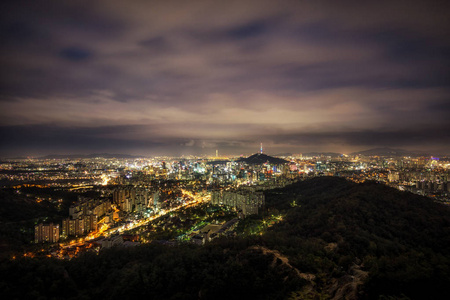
left=0, top=0, right=449, bottom=156
left=0, top=21, right=40, bottom=44
left=266, top=125, right=450, bottom=148
left=226, top=20, right=270, bottom=39
left=139, top=36, right=172, bottom=54
left=0, top=124, right=165, bottom=156
left=60, top=47, right=92, bottom=61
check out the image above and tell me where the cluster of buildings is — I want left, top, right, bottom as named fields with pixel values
left=59, top=196, right=114, bottom=238
left=34, top=223, right=59, bottom=243
left=113, top=187, right=157, bottom=213
left=96, top=234, right=140, bottom=249
left=35, top=197, right=108, bottom=243
left=415, top=180, right=450, bottom=192
left=191, top=219, right=240, bottom=245
left=24, top=150, right=450, bottom=245
left=61, top=214, right=98, bottom=238
left=211, top=190, right=265, bottom=216
left=35, top=187, right=161, bottom=243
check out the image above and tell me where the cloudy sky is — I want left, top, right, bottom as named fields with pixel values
left=1, top=0, right=449, bottom=157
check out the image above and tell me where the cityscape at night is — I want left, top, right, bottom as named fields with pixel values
left=1, top=1, right=450, bottom=299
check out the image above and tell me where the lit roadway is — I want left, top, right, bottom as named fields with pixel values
left=61, top=190, right=210, bottom=249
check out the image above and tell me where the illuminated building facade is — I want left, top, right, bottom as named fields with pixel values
left=34, top=223, right=59, bottom=243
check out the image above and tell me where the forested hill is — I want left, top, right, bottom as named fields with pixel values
left=1, top=177, right=450, bottom=299
left=265, top=177, right=450, bottom=299
left=267, top=176, right=450, bottom=255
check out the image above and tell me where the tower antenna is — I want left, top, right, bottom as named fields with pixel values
left=260, top=143, right=263, bottom=154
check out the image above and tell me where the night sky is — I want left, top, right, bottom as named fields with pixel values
left=1, top=0, right=449, bottom=157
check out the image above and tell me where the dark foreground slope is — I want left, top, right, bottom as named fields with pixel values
left=1, top=177, right=449, bottom=299
left=0, top=188, right=65, bottom=254
left=264, top=177, right=450, bottom=299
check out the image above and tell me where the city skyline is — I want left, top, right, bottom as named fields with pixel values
left=1, top=0, right=450, bottom=157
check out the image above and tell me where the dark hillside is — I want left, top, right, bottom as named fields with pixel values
left=0, top=189, right=63, bottom=254
left=264, top=177, right=450, bottom=299
left=1, top=177, right=450, bottom=299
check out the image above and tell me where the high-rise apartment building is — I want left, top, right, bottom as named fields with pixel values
left=35, top=223, right=59, bottom=243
